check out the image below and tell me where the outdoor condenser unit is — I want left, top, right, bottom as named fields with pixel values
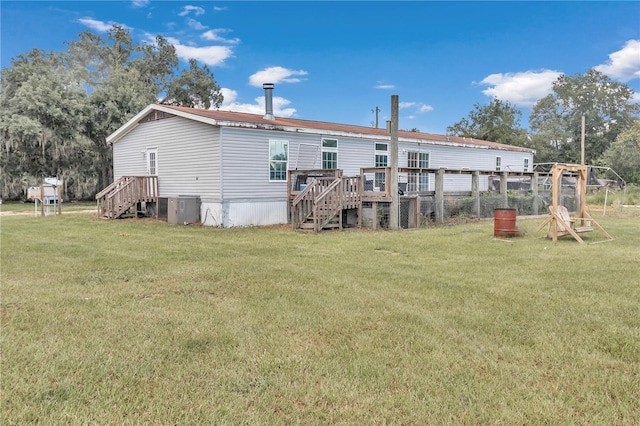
left=167, top=196, right=200, bottom=225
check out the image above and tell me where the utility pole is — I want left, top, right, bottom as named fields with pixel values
left=389, top=96, right=399, bottom=230
left=581, top=115, right=586, bottom=166
left=372, top=106, right=380, bottom=128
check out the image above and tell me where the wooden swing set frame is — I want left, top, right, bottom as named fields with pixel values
left=536, top=164, right=612, bottom=244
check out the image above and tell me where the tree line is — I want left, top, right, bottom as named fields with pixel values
left=1, top=26, right=222, bottom=200
left=447, top=70, right=639, bottom=183
left=2, top=27, right=639, bottom=201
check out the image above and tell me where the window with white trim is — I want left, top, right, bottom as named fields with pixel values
left=495, top=156, right=502, bottom=172
left=407, top=151, right=430, bottom=191
left=321, top=138, right=338, bottom=169
left=146, top=148, right=158, bottom=176
left=524, top=158, right=529, bottom=172
left=374, top=143, right=388, bottom=188
left=374, top=143, right=388, bottom=167
left=269, top=140, right=288, bottom=181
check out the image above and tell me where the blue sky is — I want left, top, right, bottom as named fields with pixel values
left=1, top=1, right=639, bottom=135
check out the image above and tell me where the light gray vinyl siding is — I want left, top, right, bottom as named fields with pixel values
left=219, top=126, right=533, bottom=198
left=112, top=116, right=221, bottom=200
left=335, top=137, right=377, bottom=175
left=221, top=128, right=325, bottom=200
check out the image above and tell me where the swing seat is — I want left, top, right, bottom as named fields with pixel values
left=550, top=206, right=593, bottom=237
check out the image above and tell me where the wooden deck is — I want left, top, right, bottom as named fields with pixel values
left=96, top=176, right=158, bottom=219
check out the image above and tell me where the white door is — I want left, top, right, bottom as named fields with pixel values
left=146, top=148, right=158, bottom=176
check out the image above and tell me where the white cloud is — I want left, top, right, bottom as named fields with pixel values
left=201, top=29, right=240, bottom=44
left=375, top=84, right=396, bottom=90
left=186, top=18, right=206, bottom=30
left=631, top=91, right=640, bottom=104
left=400, top=101, right=434, bottom=114
left=77, top=17, right=129, bottom=32
left=219, top=88, right=296, bottom=117
left=179, top=5, right=205, bottom=16
left=478, top=70, right=562, bottom=107
left=166, top=37, right=233, bottom=67
left=595, top=40, right=640, bottom=82
left=131, top=0, right=149, bottom=8
left=213, top=6, right=228, bottom=12
left=248, top=66, right=308, bottom=87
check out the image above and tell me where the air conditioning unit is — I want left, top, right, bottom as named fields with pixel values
left=167, top=196, right=200, bottom=225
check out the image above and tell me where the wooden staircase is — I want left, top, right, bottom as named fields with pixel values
left=96, top=176, right=158, bottom=219
left=291, top=176, right=361, bottom=232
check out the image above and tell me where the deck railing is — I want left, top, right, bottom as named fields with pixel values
left=96, top=176, right=158, bottom=219
left=290, top=175, right=361, bottom=231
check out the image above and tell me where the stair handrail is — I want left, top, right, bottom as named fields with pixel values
left=313, top=177, right=343, bottom=231
left=292, top=178, right=319, bottom=206
left=97, top=176, right=158, bottom=219
left=314, top=177, right=342, bottom=204
left=96, top=176, right=129, bottom=199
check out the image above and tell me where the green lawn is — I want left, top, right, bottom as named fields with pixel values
left=0, top=201, right=96, bottom=214
left=2, top=210, right=639, bottom=424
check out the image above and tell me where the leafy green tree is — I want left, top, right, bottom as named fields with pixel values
left=529, top=70, right=639, bottom=165
left=1, top=49, right=89, bottom=199
left=66, top=27, right=178, bottom=190
left=161, top=58, right=223, bottom=109
left=1, top=25, right=224, bottom=199
left=447, top=97, right=528, bottom=147
left=601, top=120, right=640, bottom=184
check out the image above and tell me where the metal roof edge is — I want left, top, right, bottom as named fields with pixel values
left=107, top=104, right=223, bottom=145
left=109, top=105, right=535, bottom=155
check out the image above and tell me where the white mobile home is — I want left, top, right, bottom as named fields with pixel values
left=103, top=87, right=534, bottom=227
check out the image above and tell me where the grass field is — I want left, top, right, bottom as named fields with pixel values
left=2, top=208, right=639, bottom=424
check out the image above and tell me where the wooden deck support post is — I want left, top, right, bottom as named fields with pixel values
left=389, top=95, right=399, bottom=230
left=435, top=168, right=445, bottom=224
left=501, top=172, right=509, bottom=208
left=472, top=171, right=480, bottom=218
left=532, top=172, right=539, bottom=215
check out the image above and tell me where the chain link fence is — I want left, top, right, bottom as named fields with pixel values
left=362, top=174, right=583, bottom=229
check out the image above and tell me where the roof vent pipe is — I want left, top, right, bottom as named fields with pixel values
left=263, top=83, right=274, bottom=120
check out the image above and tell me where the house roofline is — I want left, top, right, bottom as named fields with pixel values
left=107, top=104, right=536, bottom=154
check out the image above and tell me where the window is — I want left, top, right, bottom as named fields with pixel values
left=374, top=143, right=388, bottom=167
left=374, top=143, right=388, bottom=188
left=269, top=140, right=288, bottom=181
left=407, top=151, right=429, bottom=191
left=495, top=156, right=502, bottom=172
left=146, top=148, right=158, bottom=176
left=408, top=151, right=429, bottom=169
left=524, top=158, right=529, bottom=172
left=322, top=138, right=338, bottom=169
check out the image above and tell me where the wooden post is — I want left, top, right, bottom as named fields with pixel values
left=501, top=172, right=508, bottom=208
left=578, top=167, right=587, bottom=226
left=435, top=168, right=444, bottom=224
left=581, top=115, right=586, bottom=166
left=372, top=201, right=378, bottom=230
left=389, top=95, right=399, bottom=230
left=40, top=184, right=45, bottom=216
left=472, top=171, right=480, bottom=218
left=57, top=184, right=62, bottom=215
left=532, top=172, right=539, bottom=215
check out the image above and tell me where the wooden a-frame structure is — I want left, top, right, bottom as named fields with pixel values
left=536, top=164, right=612, bottom=244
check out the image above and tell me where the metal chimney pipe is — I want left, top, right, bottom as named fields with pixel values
left=263, top=83, right=274, bottom=120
